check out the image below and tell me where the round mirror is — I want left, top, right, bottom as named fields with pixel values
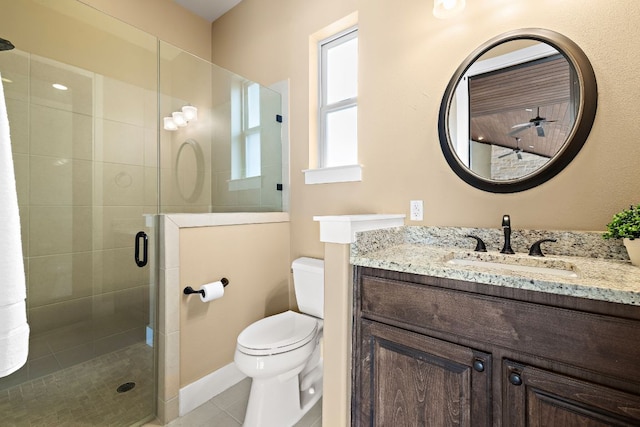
left=438, top=29, right=597, bottom=193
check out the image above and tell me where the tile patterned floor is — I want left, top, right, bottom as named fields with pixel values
left=0, top=342, right=154, bottom=426
left=163, top=378, right=322, bottom=427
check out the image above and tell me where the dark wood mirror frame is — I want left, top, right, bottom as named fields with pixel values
left=438, top=28, right=598, bottom=193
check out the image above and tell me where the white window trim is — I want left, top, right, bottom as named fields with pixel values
left=228, top=175, right=262, bottom=191
left=303, top=164, right=362, bottom=185
left=307, top=26, right=358, bottom=185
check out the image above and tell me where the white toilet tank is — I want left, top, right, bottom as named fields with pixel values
left=292, top=257, right=324, bottom=319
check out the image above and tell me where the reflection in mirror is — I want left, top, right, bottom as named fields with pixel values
left=439, top=29, right=597, bottom=193
left=450, top=40, right=577, bottom=181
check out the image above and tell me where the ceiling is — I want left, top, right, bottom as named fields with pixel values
left=173, top=0, right=242, bottom=22
left=469, top=55, right=574, bottom=159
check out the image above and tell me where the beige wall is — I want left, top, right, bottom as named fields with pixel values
left=210, top=0, right=640, bottom=261
left=178, top=222, right=291, bottom=386
left=80, top=0, right=212, bottom=60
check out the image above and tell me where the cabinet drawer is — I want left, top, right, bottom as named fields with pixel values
left=360, top=275, right=640, bottom=383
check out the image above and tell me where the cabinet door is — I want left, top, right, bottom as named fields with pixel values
left=354, top=320, right=492, bottom=426
left=503, top=360, right=640, bottom=426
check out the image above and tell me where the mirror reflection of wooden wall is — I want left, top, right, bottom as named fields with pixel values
left=438, top=28, right=598, bottom=193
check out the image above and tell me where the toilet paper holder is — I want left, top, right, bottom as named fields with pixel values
left=183, top=278, right=229, bottom=296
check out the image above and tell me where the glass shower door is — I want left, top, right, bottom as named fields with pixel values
left=0, top=1, right=158, bottom=424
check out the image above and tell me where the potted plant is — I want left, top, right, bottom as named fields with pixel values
left=604, top=204, right=640, bottom=266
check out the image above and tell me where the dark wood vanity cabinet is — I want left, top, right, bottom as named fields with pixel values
left=352, top=267, right=640, bottom=426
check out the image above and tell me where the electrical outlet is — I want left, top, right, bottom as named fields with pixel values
left=410, top=200, right=423, bottom=221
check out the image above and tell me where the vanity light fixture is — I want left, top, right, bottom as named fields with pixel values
left=433, top=0, right=466, bottom=19
left=163, top=117, right=178, bottom=131
left=181, top=105, right=198, bottom=121
left=164, top=104, right=198, bottom=131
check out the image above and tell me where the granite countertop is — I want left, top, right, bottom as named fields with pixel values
left=351, top=226, right=640, bottom=306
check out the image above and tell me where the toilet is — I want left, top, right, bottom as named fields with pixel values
left=234, top=257, right=325, bottom=427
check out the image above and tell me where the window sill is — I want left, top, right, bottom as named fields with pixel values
left=228, top=176, right=262, bottom=191
left=303, top=164, right=362, bottom=184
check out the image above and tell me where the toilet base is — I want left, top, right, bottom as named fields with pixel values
left=243, top=369, right=323, bottom=427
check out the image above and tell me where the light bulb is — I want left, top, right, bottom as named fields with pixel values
left=163, top=117, right=178, bottom=131
left=172, top=111, right=187, bottom=127
left=182, top=105, right=198, bottom=121
left=433, top=0, right=466, bottom=19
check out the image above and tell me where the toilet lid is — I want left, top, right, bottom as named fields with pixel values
left=237, top=311, right=318, bottom=356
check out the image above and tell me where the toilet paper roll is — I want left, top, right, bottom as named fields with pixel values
left=199, top=281, right=225, bottom=302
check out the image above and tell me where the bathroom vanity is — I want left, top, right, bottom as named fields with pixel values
left=351, top=226, right=640, bottom=426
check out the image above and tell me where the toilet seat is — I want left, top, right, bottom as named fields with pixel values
left=237, top=310, right=318, bottom=356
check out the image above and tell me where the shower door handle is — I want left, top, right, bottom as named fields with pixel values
left=135, top=231, right=148, bottom=267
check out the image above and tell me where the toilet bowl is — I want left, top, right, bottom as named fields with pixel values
left=234, top=257, right=324, bottom=427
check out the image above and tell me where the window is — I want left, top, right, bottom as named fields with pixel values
left=232, top=81, right=261, bottom=182
left=319, top=28, right=358, bottom=168
left=243, top=82, right=261, bottom=178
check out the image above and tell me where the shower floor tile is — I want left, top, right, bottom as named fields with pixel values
left=0, top=341, right=154, bottom=426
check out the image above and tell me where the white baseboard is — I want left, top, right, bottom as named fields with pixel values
left=179, top=362, right=247, bottom=416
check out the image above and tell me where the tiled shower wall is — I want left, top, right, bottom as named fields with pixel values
left=1, top=51, right=155, bottom=387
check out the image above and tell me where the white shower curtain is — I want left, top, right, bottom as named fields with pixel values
left=0, top=71, right=29, bottom=378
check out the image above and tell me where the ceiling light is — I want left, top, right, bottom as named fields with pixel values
left=1, top=77, right=12, bottom=84
left=433, top=0, right=466, bottom=19
left=52, top=83, right=68, bottom=91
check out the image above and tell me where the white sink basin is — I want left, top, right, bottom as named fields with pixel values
left=445, top=255, right=579, bottom=278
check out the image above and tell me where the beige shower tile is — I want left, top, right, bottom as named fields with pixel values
left=12, top=152, right=28, bottom=206
left=144, top=166, right=159, bottom=206
left=93, top=247, right=146, bottom=294
left=93, top=286, right=148, bottom=324
left=27, top=334, right=52, bottom=361
left=5, top=98, right=28, bottom=154
left=19, top=205, right=28, bottom=257
left=0, top=50, right=29, bottom=102
left=54, top=343, right=94, bottom=368
left=160, top=216, right=179, bottom=269
left=94, top=118, right=144, bottom=165
left=98, top=77, right=145, bottom=126
left=93, top=326, right=144, bottom=356
left=30, top=104, right=92, bottom=160
left=159, top=267, right=180, bottom=335
left=28, top=296, right=92, bottom=335
left=27, top=354, right=61, bottom=380
left=29, top=156, right=92, bottom=206
left=29, top=206, right=93, bottom=256
left=93, top=206, right=145, bottom=250
left=97, top=162, right=145, bottom=207
left=158, top=331, right=180, bottom=402
left=44, top=321, right=93, bottom=353
left=144, top=127, right=159, bottom=168
left=30, top=58, right=92, bottom=115
left=143, top=88, right=158, bottom=131
left=28, top=252, right=93, bottom=308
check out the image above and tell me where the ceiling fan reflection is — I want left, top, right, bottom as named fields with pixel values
left=508, top=107, right=556, bottom=137
left=498, top=137, right=523, bottom=160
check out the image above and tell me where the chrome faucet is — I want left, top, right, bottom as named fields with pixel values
left=500, top=214, right=515, bottom=254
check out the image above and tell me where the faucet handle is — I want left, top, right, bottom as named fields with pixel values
left=465, top=235, right=487, bottom=252
left=528, top=238, right=557, bottom=257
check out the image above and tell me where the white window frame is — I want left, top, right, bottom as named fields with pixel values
left=231, top=80, right=262, bottom=183
left=304, top=26, right=361, bottom=184
left=242, top=81, right=261, bottom=178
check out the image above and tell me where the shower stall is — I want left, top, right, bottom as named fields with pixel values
left=0, top=1, right=283, bottom=425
